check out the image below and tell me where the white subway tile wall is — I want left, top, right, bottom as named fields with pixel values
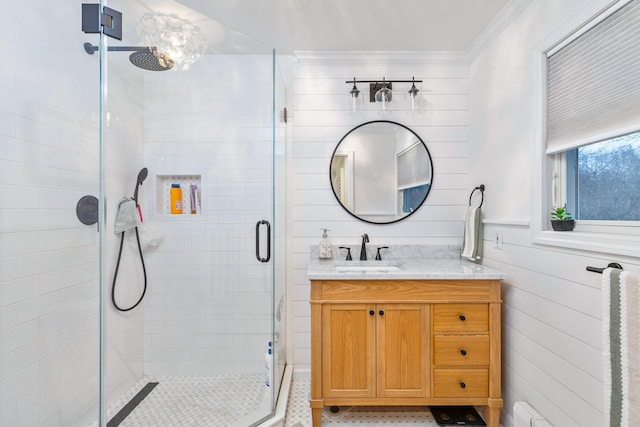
left=0, top=3, right=145, bottom=425
left=141, top=55, right=275, bottom=377
left=0, top=5, right=99, bottom=425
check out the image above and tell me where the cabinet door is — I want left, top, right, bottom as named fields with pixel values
left=377, top=304, right=430, bottom=398
left=322, top=304, right=376, bottom=398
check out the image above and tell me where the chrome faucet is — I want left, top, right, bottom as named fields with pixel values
left=360, top=233, right=369, bottom=260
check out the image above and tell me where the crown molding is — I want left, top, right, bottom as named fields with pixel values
left=293, top=50, right=469, bottom=66
left=466, top=0, right=534, bottom=64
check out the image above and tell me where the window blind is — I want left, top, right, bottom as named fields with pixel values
left=397, top=142, right=430, bottom=189
left=546, top=0, right=640, bottom=154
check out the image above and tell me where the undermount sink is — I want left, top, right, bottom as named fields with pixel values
left=334, top=265, right=401, bottom=273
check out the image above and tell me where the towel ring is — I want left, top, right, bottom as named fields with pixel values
left=468, top=184, right=485, bottom=208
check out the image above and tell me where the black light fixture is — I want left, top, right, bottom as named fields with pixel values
left=408, top=77, right=421, bottom=111
left=374, top=78, right=393, bottom=114
left=348, top=77, right=362, bottom=114
left=346, top=77, right=423, bottom=113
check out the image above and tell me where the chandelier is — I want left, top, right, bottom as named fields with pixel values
left=138, top=13, right=207, bottom=71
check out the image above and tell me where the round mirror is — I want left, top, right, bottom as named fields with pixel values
left=330, top=120, right=433, bottom=224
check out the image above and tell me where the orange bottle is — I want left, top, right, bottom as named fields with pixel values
left=170, top=184, right=182, bottom=214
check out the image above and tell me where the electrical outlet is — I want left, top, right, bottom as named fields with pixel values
left=494, top=229, right=503, bottom=250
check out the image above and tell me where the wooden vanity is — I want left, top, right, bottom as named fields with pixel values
left=309, top=273, right=503, bottom=426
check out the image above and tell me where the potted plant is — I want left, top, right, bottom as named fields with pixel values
left=550, top=205, right=575, bottom=231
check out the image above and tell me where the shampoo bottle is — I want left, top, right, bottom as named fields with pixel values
left=170, top=184, right=182, bottom=214
left=264, top=342, right=273, bottom=388
left=318, top=228, right=333, bottom=259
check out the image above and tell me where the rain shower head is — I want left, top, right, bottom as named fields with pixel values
left=83, top=42, right=174, bottom=71
left=129, top=49, right=174, bottom=71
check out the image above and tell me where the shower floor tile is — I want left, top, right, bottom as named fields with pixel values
left=284, top=380, right=440, bottom=426
left=96, top=377, right=481, bottom=426
left=97, top=374, right=271, bottom=427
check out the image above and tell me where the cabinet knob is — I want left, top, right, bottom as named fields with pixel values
left=459, top=315, right=466, bottom=321
left=460, top=349, right=467, bottom=356
left=369, top=310, right=375, bottom=316
left=379, top=310, right=384, bottom=316
left=459, top=381, right=466, bottom=389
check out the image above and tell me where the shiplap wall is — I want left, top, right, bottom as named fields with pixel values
left=468, top=0, right=640, bottom=426
left=290, top=54, right=472, bottom=371
left=482, top=224, right=640, bottom=426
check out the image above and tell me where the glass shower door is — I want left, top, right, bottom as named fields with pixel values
left=97, top=1, right=283, bottom=426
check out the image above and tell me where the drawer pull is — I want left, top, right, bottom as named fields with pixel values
left=369, top=310, right=375, bottom=316
left=460, top=349, right=467, bottom=356
left=459, top=381, right=466, bottom=389
left=379, top=310, right=384, bottom=316
left=459, top=315, right=466, bottom=321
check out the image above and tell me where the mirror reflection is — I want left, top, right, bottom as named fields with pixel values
left=330, top=120, right=433, bottom=224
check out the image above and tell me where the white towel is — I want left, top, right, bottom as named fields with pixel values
left=603, top=268, right=640, bottom=427
left=461, top=206, right=482, bottom=261
left=114, top=197, right=140, bottom=233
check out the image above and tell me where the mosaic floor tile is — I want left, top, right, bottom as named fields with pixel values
left=93, top=377, right=474, bottom=426
left=98, top=374, right=270, bottom=427
left=284, top=380, right=439, bottom=426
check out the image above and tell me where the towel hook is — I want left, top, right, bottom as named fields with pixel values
left=468, top=184, right=485, bottom=208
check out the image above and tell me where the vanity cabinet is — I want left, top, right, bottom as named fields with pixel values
left=310, top=279, right=502, bottom=427
left=322, top=303, right=429, bottom=399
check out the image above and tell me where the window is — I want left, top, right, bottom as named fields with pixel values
left=546, top=0, right=640, bottom=225
left=565, top=132, right=640, bottom=221
left=401, top=184, right=430, bottom=213
left=396, top=141, right=431, bottom=215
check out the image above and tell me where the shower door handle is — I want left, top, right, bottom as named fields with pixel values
left=255, top=220, right=271, bottom=263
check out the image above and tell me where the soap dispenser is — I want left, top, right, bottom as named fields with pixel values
left=318, top=229, right=333, bottom=259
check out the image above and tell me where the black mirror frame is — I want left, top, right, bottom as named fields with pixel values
left=329, top=120, right=434, bottom=224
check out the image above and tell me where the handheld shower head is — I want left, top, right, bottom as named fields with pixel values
left=137, top=168, right=148, bottom=185
left=133, top=168, right=148, bottom=202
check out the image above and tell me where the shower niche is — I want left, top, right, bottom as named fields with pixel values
left=155, top=174, right=202, bottom=216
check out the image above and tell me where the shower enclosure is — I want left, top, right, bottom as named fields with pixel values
left=0, top=1, right=286, bottom=426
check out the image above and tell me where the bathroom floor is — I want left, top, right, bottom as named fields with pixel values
left=96, top=374, right=271, bottom=426
left=97, top=376, right=483, bottom=426
left=284, top=380, right=440, bottom=426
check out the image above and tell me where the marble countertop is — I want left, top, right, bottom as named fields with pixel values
left=307, top=258, right=504, bottom=280
left=307, top=244, right=504, bottom=280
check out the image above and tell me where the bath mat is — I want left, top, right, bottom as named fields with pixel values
left=429, top=406, right=486, bottom=426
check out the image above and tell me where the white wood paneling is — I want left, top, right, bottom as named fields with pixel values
left=289, top=54, right=471, bottom=374
left=468, top=1, right=640, bottom=424
left=482, top=222, right=640, bottom=426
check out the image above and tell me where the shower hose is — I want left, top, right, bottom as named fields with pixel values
left=111, top=222, right=147, bottom=312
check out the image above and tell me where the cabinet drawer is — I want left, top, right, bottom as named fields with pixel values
left=433, top=304, right=488, bottom=333
left=433, top=335, right=489, bottom=366
left=433, top=368, right=488, bottom=398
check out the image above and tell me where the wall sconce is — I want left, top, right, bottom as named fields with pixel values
left=346, top=77, right=423, bottom=114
